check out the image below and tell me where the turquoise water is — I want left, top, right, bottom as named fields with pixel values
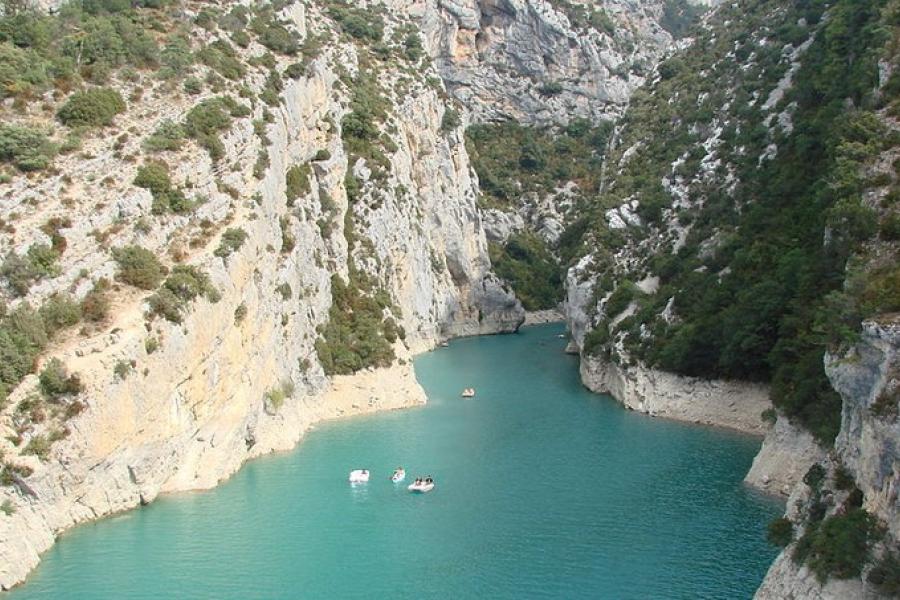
left=11, top=324, right=781, bottom=599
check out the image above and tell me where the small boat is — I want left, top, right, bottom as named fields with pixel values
left=391, top=467, right=406, bottom=483
left=461, top=388, right=475, bottom=398
left=408, top=477, right=435, bottom=493
left=348, top=469, right=370, bottom=483
left=440, top=341, right=449, bottom=347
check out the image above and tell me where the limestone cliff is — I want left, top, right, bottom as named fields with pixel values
left=416, top=0, right=673, bottom=124
left=0, top=0, right=524, bottom=589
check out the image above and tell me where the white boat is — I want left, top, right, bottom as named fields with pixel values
left=348, top=469, right=370, bottom=483
left=391, top=468, right=406, bottom=483
left=461, top=388, right=475, bottom=398
left=408, top=478, right=435, bottom=493
left=440, top=341, right=449, bottom=347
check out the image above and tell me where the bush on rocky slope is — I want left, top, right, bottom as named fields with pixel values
left=576, top=0, right=897, bottom=444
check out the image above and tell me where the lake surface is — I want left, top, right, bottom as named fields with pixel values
left=11, top=324, right=781, bottom=599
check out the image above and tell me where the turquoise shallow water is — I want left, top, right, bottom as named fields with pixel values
left=11, top=324, right=781, bottom=599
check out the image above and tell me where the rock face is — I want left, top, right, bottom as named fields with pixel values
left=0, top=3, right=524, bottom=589
left=828, top=320, right=900, bottom=540
left=744, top=417, right=825, bottom=497
left=417, top=0, right=673, bottom=124
left=579, top=354, right=770, bottom=434
left=754, top=318, right=900, bottom=599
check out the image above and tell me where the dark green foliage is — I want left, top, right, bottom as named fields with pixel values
left=489, top=233, right=562, bottom=310
left=213, top=227, right=248, bottom=259
left=111, top=244, right=165, bottom=289
left=182, top=96, right=244, bottom=161
left=0, top=124, right=55, bottom=171
left=0, top=1, right=165, bottom=99
left=38, top=357, right=82, bottom=401
left=767, top=517, right=794, bottom=547
left=147, top=265, right=218, bottom=323
left=340, top=64, right=392, bottom=180
left=57, top=87, right=125, bottom=127
left=868, top=551, right=900, bottom=595
left=2, top=244, right=60, bottom=297
left=133, top=161, right=191, bottom=214
left=794, top=508, right=878, bottom=582
left=0, top=303, right=56, bottom=405
left=196, top=39, right=245, bottom=80
left=537, top=81, right=563, bottom=96
left=328, top=5, right=383, bottom=42
left=880, top=213, right=900, bottom=241
left=660, top=0, right=706, bottom=38
left=440, top=108, right=460, bottom=133
left=465, top=120, right=611, bottom=205
left=143, top=120, right=184, bottom=153
left=605, top=281, right=639, bottom=318
left=258, top=22, right=298, bottom=55
left=315, top=270, right=396, bottom=376
left=39, top=294, right=81, bottom=335
left=583, top=0, right=893, bottom=444
left=285, top=163, right=311, bottom=204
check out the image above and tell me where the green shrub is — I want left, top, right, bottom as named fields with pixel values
left=214, top=227, right=248, bottom=259
left=39, top=294, right=81, bottom=335
left=880, top=213, right=900, bottom=241
left=233, top=303, right=247, bottom=324
left=0, top=124, right=56, bottom=171
left=284, top=61, right=305, bottom=79
left=196, top=40, right=245, bottom=80
left=313, top=149, right=331, bottom=161
left=182, top=97, right=243, bottom=160
left=1, top=244, right=60, bottom=297
left=143, top=120, right=184, bottom=152
left=285, top=163, right=311, bottom=204
left=113, top=359, right=132, bottom=379
left=537, top=81, right=564, bottom=96
left=259, top=23, right=298, bottom=55
left=0, top=499, right=14, bottom=515
left=263, top=379, right=294, bottom=412
left=147, top=265, right=218, bottom=323
left=488, top=233, right=562, bottom=310
left=38, top=357, right=82, bottom=401
left=315, top=271, right=396, bottom=376
left=112, top=245, right=165, bottom=289
left=57, top=88, right=126, bottom=127
left=133, top=161, right=191, bottom=214
left=796, top=508, right=877, bottom=582
left=868, top=551, right=900, bottom=595
left=328, top=6, right=384, bottom=42
left=144, top=336, right=159, bottom=354
left=276, top=282, right=292, bottom=300
left=23, top=434, right=51, bottom=461
left=767, top=517, right=794, bottom=547
left=440, top=108, right=461, bottom=132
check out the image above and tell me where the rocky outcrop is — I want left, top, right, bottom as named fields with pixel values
left=754, top=318, right=900, bottom=598
left=744, top=417, right=826, bottom=497
left=579, top=354, right=770, bottom=434
left=416, top=0, right=673, bottom=124
left=828, top=319, right=900, bottom=539
left=755, top=551, right=869, bottom=600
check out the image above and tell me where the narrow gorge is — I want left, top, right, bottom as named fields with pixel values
left=0, top=0, right=897, bottom=597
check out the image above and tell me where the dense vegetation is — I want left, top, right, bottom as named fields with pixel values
left=314, top=269, right=400, bottom=376
left=579, top=0, right=900, bottom=444
left=489, top=233, right=562, bottom=310
left=465, top=120, right=611, bottom=207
